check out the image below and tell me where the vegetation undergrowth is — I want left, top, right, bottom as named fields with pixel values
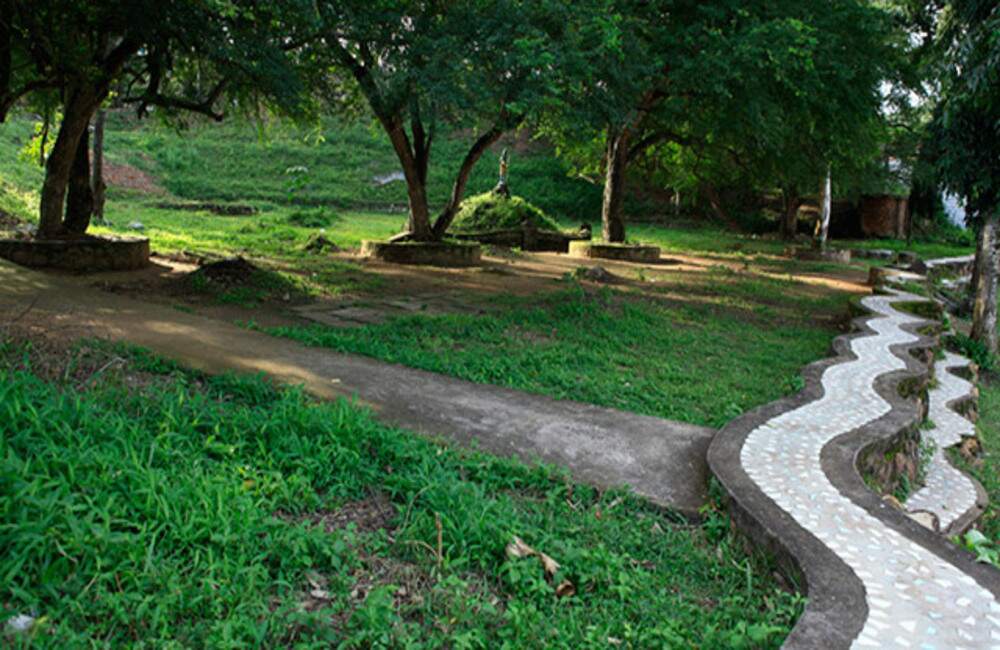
left=951, top=374, right=1000, bottom=568
left=266, top=280, right=843, bottom=429
left=0, top=338, right=802, bottom=647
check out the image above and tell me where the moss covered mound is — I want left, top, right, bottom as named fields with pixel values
left=451, top=192, right=561, bottom=233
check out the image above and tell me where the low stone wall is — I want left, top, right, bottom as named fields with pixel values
left=452, top=227, right=589, bottom=253
left=361, top=240, right=481, bottom=267
left=0, top=236, right=150, bottom=271
left=793, top=247, right=852, bottom=263
left=568, top=241, right=660, bottom=262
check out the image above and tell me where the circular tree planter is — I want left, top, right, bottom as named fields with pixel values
left=0, top=235, right=150, bottom=271
left=568, top=241, right=660, bottom=262
left=361, top=240, right=481, bottom=267
left=793, top=247, right=851, bottom=263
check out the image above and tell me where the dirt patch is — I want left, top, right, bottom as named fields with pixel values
left=192, top=256, right=260, bottom=286
left=280, top=494, right=438, bottom=619
left=0, top=322, right=169, bottom=393
left=279, top=493, right=398, bottom=535
left=104, top=161, right=166, bottom=195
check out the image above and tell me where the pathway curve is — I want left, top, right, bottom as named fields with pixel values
left=0, top=259, right=713, bottom=516
left=906, top=351, right=984, bottom=533
left=715, top=289, right=1000, bottom=648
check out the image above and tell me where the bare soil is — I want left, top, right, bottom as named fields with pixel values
left=74, top=245, right=869, bottom=334
left=104, top=161, right=166, bottom=195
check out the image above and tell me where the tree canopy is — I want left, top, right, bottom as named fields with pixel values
left=543, top=0, right=896, bottom=242
left=1, top=0, right=309, bottom=237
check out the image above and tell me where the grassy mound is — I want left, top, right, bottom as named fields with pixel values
left=451, top=192, right=561, bottom=233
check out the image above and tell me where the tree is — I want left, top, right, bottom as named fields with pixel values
left=693, top=1, right=891, bottom=241
left=929, top=1, right=1000, bottom=351
left=1, top=0, right=308, bottom=239
left=92, top=109, right=107, bottom=224
left=310, top=0, right=585, bottom=242
left=545, top=0, right=892, bottom=244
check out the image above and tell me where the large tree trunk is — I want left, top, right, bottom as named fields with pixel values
left=64, top=121, right=94, bottom=234
left=382, top=118, right=433, bottom=241
left=92, top=108, right=107, bottom=223
left=971, top=212, right=998, bottom=354
left=432, top=126, right=504, bottom=239
left=0, top=0, right=11, bottom=123
left=602, top=128, right=629, bottom=243
left=817, top=166, right=832, bottom=249
left=780, top=188, right=801, bottom=240
left=37, top=87, right=97, bottom=238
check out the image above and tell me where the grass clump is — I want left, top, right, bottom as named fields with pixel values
left=947, top=332, right=999, bottom=374
left=286, top=207, right=339, bottom=228
left=451, top=192, right=561, bottom=233
left=0, top=339, right=802, bottom=647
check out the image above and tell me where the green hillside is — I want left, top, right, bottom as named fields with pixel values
left=0, top=113, right=603, bottom=222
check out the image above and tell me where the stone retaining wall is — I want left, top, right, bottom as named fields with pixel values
left=0, top=236, right=150, bottom=271
left=361, top=240, right=481, bottom=266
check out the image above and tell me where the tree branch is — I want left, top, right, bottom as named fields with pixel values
left=124, top=78, right=229, bottom=121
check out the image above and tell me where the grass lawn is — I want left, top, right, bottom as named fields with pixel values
left=838, top=236, right=973, bottom=261
left=267, top=272, right=845, bottom=429
left=0, top=339, right=803, bottom=647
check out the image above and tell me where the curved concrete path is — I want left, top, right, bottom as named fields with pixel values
left=713, top=290, right=1000, bottom=648
left=906, top=351, right=986, bottom=533
left=0, top=259, right=713, bottom=516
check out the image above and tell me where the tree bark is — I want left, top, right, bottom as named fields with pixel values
left=432, top=126, right=505, bottom=239
left=37, top=88, right=97, bottom=238
left=602, top=128, right=629, bottom=243
left=92, top=108, right=107, bottom=223
left=382, top=118, right=433, bottom=240
left=971, top=212, right=998, bottom=354
left=704, top=184, right=736, bottom=226
left=781, top=188, right=801, bottom=240
left=0, top=0, right=11, bottom=122
left=64, top=120, right=94, bottom=234
left=817, top=165, right=832, bottom=249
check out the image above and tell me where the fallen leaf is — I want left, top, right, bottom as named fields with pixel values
left=506, top=535, right=561, bottom=579
left=538, top=551, right=561, bottom=578
left=555, top=580, right=576, bottom=598
left=309, top=589, right=330, bottom=600
left=506, top=536, right=536, bottom=560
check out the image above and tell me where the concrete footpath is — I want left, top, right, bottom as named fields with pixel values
left=0, top=259, right=715, bottom=516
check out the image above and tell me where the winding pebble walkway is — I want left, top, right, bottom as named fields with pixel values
left=906, top=351, right=982, bottom=532
left=740, top=291, right=1000, bottom=649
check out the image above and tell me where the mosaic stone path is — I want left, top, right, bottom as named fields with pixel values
left=740, top=291, right=1000, bottom=649
left=906, top=351, right=983, bottom=533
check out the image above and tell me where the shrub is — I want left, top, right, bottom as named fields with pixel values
left=451, top=192, right=561, bottom=233
left=947, top=332, right=998, bottom=375
left=287, top=207, right=338, bottom=228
